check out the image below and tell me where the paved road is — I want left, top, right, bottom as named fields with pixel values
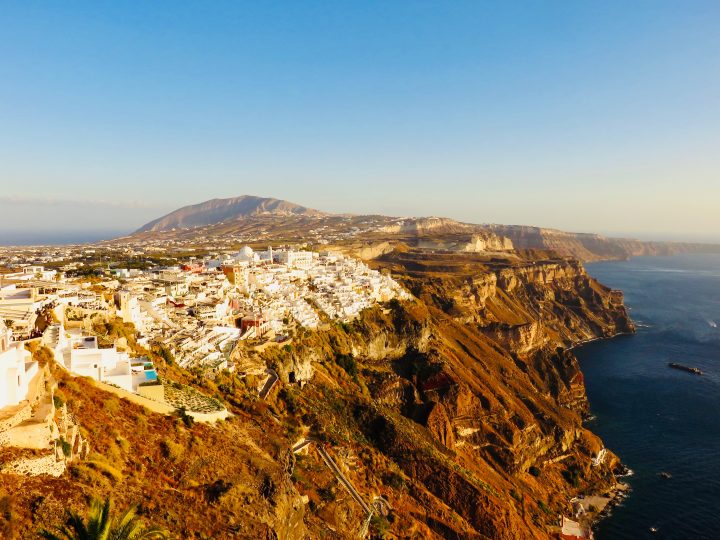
left=258, top=368, right=279, bottom=399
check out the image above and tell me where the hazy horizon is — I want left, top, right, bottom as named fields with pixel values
left=2, top=193, right=719, bottom=247
left=1, top=2, right=718, bottom=243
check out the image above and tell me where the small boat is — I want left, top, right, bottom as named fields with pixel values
left=668, top=362, right=703, bottom=375
left=650, top=526, right=659, bottom=533
left=657, top=471, right=672, bottom=480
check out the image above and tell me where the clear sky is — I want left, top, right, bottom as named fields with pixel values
left=1, top=1, right=719, bottom=243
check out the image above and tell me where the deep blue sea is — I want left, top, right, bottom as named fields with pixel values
left=577, top=254, right=720, bottom=539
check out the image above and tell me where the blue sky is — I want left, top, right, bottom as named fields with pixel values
left=1, top=1, right=719, bottom=242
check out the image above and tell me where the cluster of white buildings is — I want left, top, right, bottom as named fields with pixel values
left=222, top=247, right=411, bottom=332
left=107, top=247, right=409, bottom=371
left=0, top=246, right=410, bottom=377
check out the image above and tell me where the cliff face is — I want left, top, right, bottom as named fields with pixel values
left=377, top=217, right=473, bottom=235
left=263, top=249, right=634, bottom=538
left=415, top=232, right=514, bottom=253
left=487, top=224, right=720, bottom=261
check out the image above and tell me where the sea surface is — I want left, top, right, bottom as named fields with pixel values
left=577, top=254, right=720, bottom=539
left=0, top=230, right=126, bottom=246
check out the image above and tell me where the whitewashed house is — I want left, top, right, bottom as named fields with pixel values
left=62, top=336, right=133, bottom=392
left=0, top=323, right=38, bottom=408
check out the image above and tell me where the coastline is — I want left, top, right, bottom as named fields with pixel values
left=573, top=254, right=720, bottom=537
left=566, top=329, right=636, bottom=536
left=568, top=329, right=635, bottom=351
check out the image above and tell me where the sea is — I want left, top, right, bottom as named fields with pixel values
left=0, top=230, right=126, bottom=246
left=576, top=254, right=720, bottom=539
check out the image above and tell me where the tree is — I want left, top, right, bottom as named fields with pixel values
left=40, top=497, right=169, bottom=540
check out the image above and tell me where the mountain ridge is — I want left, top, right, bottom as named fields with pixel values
left=132, top=195, right=720, bottom=262
left=135, top=195, right=326, bottom=233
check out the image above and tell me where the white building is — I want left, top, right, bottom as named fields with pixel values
left=0, top=323, right=38, bottom=408
left=0, top=286, right=45, bottom=339
left=114, top=289, right=147, bottom=331
left=236, top=246, right=259, bottom=263
left=62, top=336, right=133, bottom=392
left=274, top=250, right=314, bottom=269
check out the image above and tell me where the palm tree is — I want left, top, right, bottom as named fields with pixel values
left=40, top=497, right=169, bottom=540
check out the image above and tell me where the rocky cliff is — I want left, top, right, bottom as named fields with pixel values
left=377, top=217, right=474, bottom=235
left=415, top=233, right=514, bottom=253
left=486, top=224, right=720, bottom=261
left=254, top=249, right=634, bottom=538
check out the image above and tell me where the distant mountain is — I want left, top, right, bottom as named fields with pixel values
left=132, top=195, right=720, bottom=262
left=135, top=195, right=326, bottom=233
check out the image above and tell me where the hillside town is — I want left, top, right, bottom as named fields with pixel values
left=0, top=244, right=411, bottom=476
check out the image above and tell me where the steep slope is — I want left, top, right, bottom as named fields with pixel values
left=0, top=363, right=307, bottom=539
left=256, top=249, right=634, bottom=538
left=1, top=249, right=634, bottom=538
left=136, top=195, right=326, bottom=233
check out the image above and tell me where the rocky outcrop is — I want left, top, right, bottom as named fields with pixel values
left=395, top=255, right=634, bottom=351
left=3, top=452, right=66, bottom=477
left=460, top=233, right=514, bottom=252
left=351, top=241, right=395, bottom=260
left=377, top=217, right=473, bottom=235
left=415, top=232, right=514, bottom=253
left=481, top=321, right=548, bottom=356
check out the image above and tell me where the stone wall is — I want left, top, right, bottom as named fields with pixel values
left=186, top=409, right=230, bottom=422
left=0, top=402, right=33, bottom=435
left=4, top=452, right=66, bottom=477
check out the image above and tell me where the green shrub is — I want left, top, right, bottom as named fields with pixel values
left=537, top=500, right=552, bottom=515
left=279, top=388, right=298, bottom=414
left=528, top=466, right=541, bottom=477
left=370, top=515, right=390, bottom=538
left=382, top=471, right=406, bottom=491
left=155, top=345, right=175, bottom=365
left=59, top=438, right=72, bottom=457
left=53, top=394, right=65, bottom=409
left=318, top=486, right=335, bottom=502
left=562, top=465, right=581, bottom=487
left=335, top=354, right=358, bottom=378
left=160, top=439, right=184, bottom=462
left=177, top=406, right=194, bottom=428
left=85, top=460, right=123, bottom=482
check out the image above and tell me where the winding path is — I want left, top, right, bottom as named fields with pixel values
left=292, top=437, right=371, bottom=515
